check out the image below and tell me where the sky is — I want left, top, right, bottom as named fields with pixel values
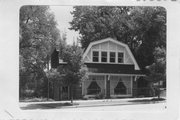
left=50, top=6, right=79, bottom=45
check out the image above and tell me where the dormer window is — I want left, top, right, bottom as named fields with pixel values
left=110, top=52, right=116, bottom=63
left=101, top=51, right=107, bottom=62
left=118, top=52, right=124, bottom=63
left=92, top=51, right=99, bottom=62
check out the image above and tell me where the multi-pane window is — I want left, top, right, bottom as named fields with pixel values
left=110, top=52, right=116, bottom=63
left=92, top=51, right=124, bottom=63
left=93, top=51, right=99, bottom=62
left=87, top=81, right=101, bottom=95
left=101, top=51, right=107, bottom=62
left=118, top=52, right=124, bottom=63
left=114, top=81, right=127, bottom=94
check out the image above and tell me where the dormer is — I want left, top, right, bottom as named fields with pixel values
left=83, top=38, right=140, bottom=70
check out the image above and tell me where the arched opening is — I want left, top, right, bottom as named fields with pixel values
left=87, top=81, right=101, bottom=95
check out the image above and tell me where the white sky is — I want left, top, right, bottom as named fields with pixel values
left=50, top=6, right=79, bottom=45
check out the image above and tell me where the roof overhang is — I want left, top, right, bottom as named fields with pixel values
left=85, top=63, right=144, bottom=75
left=83, top=37, right=140, bottom=70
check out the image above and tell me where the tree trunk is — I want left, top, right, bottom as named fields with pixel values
left=70, top=85, right=73, bottom=104
left=47, top=78, right=49, bottom=100
left=157, top=81, right=161, bottom=99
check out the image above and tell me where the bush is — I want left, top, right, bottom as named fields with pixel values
left=95, top=93, right=104, bottom=99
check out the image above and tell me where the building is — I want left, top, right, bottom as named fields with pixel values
left=50, top=38, right=149, bottom=101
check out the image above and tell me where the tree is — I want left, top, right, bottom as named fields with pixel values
left=146, top=47, right=166, bottom=98
left=58, top=42, right=88, bottom=103
left=19, top=6, right=60, bottom=98
left=70, top=6, right=166, bottom=69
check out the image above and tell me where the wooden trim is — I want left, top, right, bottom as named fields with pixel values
left=87, top=73, right=145, bottom=76
left=110, top=94, right=132, bottom=98
left=83, top=37, right=140, bottom=70
left=131, top=76, right=133, bottom=94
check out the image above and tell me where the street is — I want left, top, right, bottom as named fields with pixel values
left=41, top=102, right=166, bottom=111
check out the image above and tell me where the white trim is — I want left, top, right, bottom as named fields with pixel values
left=84, top=94, right=132, bottom=98
left=104, top=75, right=107, bottom=97
left=83, top=38, right=140, bottom=70
left=90, top=48, right=92, bottom=62
left=92, top=50, right=100, bottom=62
left=100, top=51, right=108, bottom=63
left=87, top=73, right=145, bottom=76
left=125, top=45, right=140, bottom=70
left=109, top=51, right=116, bottom=63
left=131, top=76, right=133, bottom=94
left=110, top=94, right=132, bottom=98
left=85, top=61, right=130, bottom=65
left=117, top=52, right=124, bottom=63
left=99, top=50, right=101, bottom=63
left=85, top=56, right=91, bottom=62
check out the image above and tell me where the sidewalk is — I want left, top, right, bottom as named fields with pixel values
left=19, top=97, right=166, bottom=110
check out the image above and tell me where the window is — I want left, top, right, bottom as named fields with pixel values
left=87, top=81, right=101, bottom=95
left=101, top=52, right=107, bottom=62
left=92, top=51, right=99, bottom=62
left=110, top=52, right=116, bottom=63
left=118, top=52, right=124, bottom=63
left=114, top=81, right=127, bottom=94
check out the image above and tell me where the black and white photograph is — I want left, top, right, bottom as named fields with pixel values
left=0, top=1, right=180, bottom=120
left=19, top=5, right=166, bottom=110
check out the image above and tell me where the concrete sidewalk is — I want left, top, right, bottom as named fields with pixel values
left=19, top=97, right=166, bottom=110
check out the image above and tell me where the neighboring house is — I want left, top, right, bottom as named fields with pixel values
left=50, top=38, right=149, bottom=101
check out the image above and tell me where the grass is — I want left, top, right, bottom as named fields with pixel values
left=19, top=97, right=54, bottom=102
left=20, top=102, right=79, bottom=110
left=128, top=97, right=166, bottom=103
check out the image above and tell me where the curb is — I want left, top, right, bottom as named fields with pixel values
left=57, top=100, right=166, bottom=109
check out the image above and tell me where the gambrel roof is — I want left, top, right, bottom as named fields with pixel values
left=83, top=37, right=140, bottom=70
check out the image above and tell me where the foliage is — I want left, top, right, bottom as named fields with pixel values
left=70, top=6, right=166, bottom=68
left=57, top=43, right=88, bottom=103
left=19, top=6, right=60, bottom=98
left=146, top=47, right=166, bottom=82
left=146, top=47, right=166, bottom=98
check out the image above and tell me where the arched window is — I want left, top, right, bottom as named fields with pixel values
left=87, top=81, right=101, bottom=95
left=114, top=80, right=127, bottom=94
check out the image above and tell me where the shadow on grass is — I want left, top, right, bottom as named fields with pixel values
left=128, top=98, right=166, bottom=103
left=20, top=102, right=79, bottom=110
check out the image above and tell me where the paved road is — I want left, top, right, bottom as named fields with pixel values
left=1, top=102, right=167, bottom=120
left=50, top=102, right=166, bottom=111
left=20, top=97, right=166, bottom=110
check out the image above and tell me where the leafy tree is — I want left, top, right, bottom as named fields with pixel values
left=146, top=47, right=166, bottom=98
left=130, top=7, right=166, bottom=68
left=70, top=6, right=132, bottom=49
left=58, top=42, right=88, bottom=103
left=19, top=6, right=60, bottom=98
left=70, top=6, right=166, bottom=69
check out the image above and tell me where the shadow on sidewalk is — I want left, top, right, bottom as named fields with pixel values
left=20, top=102, right=79, bottom=110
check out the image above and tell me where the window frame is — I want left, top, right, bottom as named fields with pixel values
left=92, top=51, right=99, bottom=62
left=109, top=52, right=116, bottom=63
left=101, top=51, right=108, bottom=63
left=118, top=52, right=124, bottom=63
